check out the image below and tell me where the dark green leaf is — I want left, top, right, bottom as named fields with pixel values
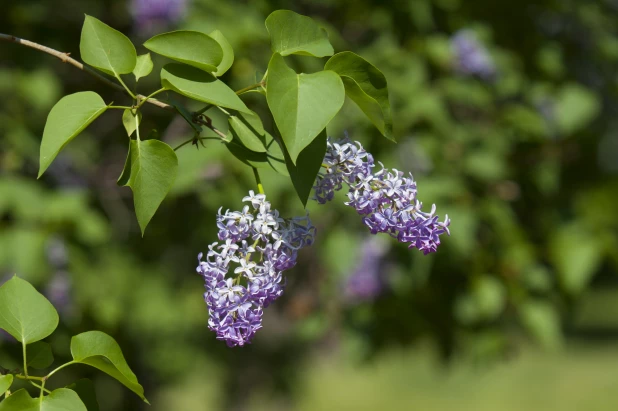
left=325, top=52, right=394, bottom=141
left=0, top=388, right=87, bottom=411
left=0, top=375, right=13, bottom=394
left=266, top=53, right=344, bottom=163
left=133, top=53, right=153, bottom=82
left=265, top=10, right=334, bottom=57
left=117, top=139, right=178, bottom=235
left=121, top=109, right=142, bottom=137
left=71, top=331, right=147, bottom=403
left=209, top=30, right=234, bottom=76
left=228, top=111, right=266, bottom=152
left=161, top=64, right=251, bottom=113
left=144, top=31, right=223, bottom=73
left=38, top=92, right=107, bottom=178
left=80, top=15, right=137, bottom=76
left=0, top=276, right=59, bottom=344
left=66, top=379, right=99, bottom=411
left=26, top=341, right=54, bottom=369
left=168, top=97, right=201, bottom=134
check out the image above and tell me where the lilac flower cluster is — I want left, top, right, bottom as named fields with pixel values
left=196, top=191, right=315, bottom=347
left=451, top=30, right=497, bottom=80
left=313, top=136, right=450, bottom=254
left=344, top=237, right=389, bottom=301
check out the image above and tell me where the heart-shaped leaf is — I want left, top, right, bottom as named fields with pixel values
left=71, top=331, right=147, bottom=403
left=144, top=31, right=223, bottom=73
left=161, top=64, right=251, bottom=114
left=133, top=53, right=153, bottom=82
left=39, top=92, right=107, bottom=178
left=0, top=388, right=87, bottom=411
left=325, top=51, right=394, bottom=141
left=80, top=15, right=136, bottom=76
left=122, top=109, right=142, bottom=137
left=66, top=379, right=99, bottom=411
left=0, top=276, right=59, bottom=344
left=0, top=375, right=13, bottom=394
left=209, top=30, right=234, bottom=76
left=26, top=341, right=54, bottom=369
left=266, top=53, right=344, bottom=163
left=228, top=111, right=266, bottom=153
left=117, top=138, right=178, bottom=235
left=265, top=10, right=334, bottom=57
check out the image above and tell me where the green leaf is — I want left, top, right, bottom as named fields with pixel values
left=554, top=84, right=600, bottom=135
left=161, top=64, right=251, bottom=113
left=325, top=52, right=394, bottom=141
left=26, top=341, right=54, bottom=369
left=117, top=138, right=177, bottom=235
left=266, top=53, right=344, bottom=163
left=264, top=132, right=289, bottom=176
left=209, top=30, right=234, bottom=76
left=144, top=31, right=223, bottom=73
left=0, top=375, right=13, bottom=394
left=265, top=10, right=334, bottom=57
left=121, top=109, right=142, bottom=137
left=228, top=111, right=266, bottom=153
left=66, top=380, right=99, bottom=411
left=71, top=331, right=147, bottom=402
left=168, top=96, right=201, bottom=134
left=133, top=53, right=153, bottom=82
left=0, top=276, right=59, bottom=344
left=225, top=131, right=288, bottom=175
left=281, top=129, right=327, bottom=206
left=38, top=92, right=107, bottom=178
left=0, top=388, right=87, bottom=411
left=80, top=15, right=137, bottom=76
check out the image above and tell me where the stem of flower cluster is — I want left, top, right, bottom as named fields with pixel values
left=252, top=168, right=265, bottom=195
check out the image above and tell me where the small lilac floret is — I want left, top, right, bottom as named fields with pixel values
left=313, top=135, right=450, bottom=254
left=197, top=191, right=316, bottom=347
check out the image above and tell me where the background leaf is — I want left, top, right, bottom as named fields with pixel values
left=266, top=53, right=344, bottom=162
left=325, top=51, right=394, bottom=141
left=26, top=341, right=54, bottom=369
left=144, top=31, right=223, bottom=73
left=121, top=109, right=142, bottom=137
left=80, top=15, right=136, bottom=76
left=0, top=276, right=59, bottom=344
left=0, top=375, right=13, bottom=394
left=71, top=331, right=147, bottom=402
left=161, top=64, right=250, bottom=113
left=132, top=53, right=153, bottom=82
left=265, top=10, right=334, bottom=57
left=117, top=139, right=178, bottom=235
left=209, top=30, right=234, bottom=76
left=66, top=379, right=100, bottom=411
left=38, top=92, right=107, bottom=178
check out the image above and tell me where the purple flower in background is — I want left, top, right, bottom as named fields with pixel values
left=451, top=30, right=497, bottom=80
left=130, top=0, right=188, bottom=34
left=197, top=191, right=315, bottom=347
left=313, top=135, right=450, bottom=254
left=344, top=237, right=389, bottom=301
left=45, top=238, right=73, bottom=315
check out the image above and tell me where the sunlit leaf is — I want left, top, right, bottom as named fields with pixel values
left=144, top=31, right=223, bottom=73
left=0, top=388, right=87, bottom=411
left=209, top=30, right=234, bottom=76
left=80, top=15, right=136, bottom=76
left=0, top=375, right=13, bottom=394
left=265, top=10, right=334, bottom=57
left=133, top=53, right=153, bottom=82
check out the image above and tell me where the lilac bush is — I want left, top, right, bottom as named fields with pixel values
left=451, top=30, right=497, bottom=80
left=196, top=191, right=316, bottom=347
left=314, top=136, right=451, bottom=255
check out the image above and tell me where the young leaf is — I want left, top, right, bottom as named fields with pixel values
left=209, top=30, right=234, bottom=76
left=0, top=388, right=87, bottom=411
left=39, top=92, right=108, bottom=178
left=80, top=15, right=137, bottom=76
left=122, top=109, right=142, bottom=137
left=228, top=111, right=266, bottom=153
left=0, top=276, right=59, bottom=344
left=133, top=53, right=153, bottom=82
left=117, top=139, right=178, bottom=235
left=266, top=53, right=344, bottom=163
left=281, top=129, right=327, bottom=206
left=0, top=375, right=13, bottom=394
left=144, top=31, right=223, bottom=73
left=71, top=331, right=147, bottom=403
left=161, top=64, right=251, bottom=114
left=26, top=341, right=54, bottom=369
left=225, top=131, right=288, bottom=176
left=265, top=10, right=334, bottom=57
left=66, top=379, right=100, bottom=411
left=325, top=52, right=394, bottom=141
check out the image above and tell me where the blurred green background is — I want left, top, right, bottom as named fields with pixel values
left=2, top=0, right=618, bottom=409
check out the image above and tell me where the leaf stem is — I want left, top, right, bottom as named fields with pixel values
left=15, top=374, right=44, bottom=381
left=109, top=105, right=134, bottom=110
left=252, top=167, right=265, bottom=195
left=173, top=136, right=224, bottom=151
left=29, top=381, right=50, bottom=394
left=22, top=342, right=28, bottom=377
left=135, top=113, right=141, bottom=141
left=235, top=81, right=265, bottom=96
left=136, top=88, right=166, bottom=109
left=39, top=379, right=46, bottom=402
left=115, top=74, right=136, bottom=99
left=46, top=361, right=76, bottom=380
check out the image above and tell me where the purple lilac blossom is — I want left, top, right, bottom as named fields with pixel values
left=130, top=0, right=187, bottom=34
left=196, top=191, right=315, bottom=347
left=344, top=237, right=389, bottom=301
left=313, top=135, right=450, bottom=254
left=451, top=30, right=497, bottom=80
